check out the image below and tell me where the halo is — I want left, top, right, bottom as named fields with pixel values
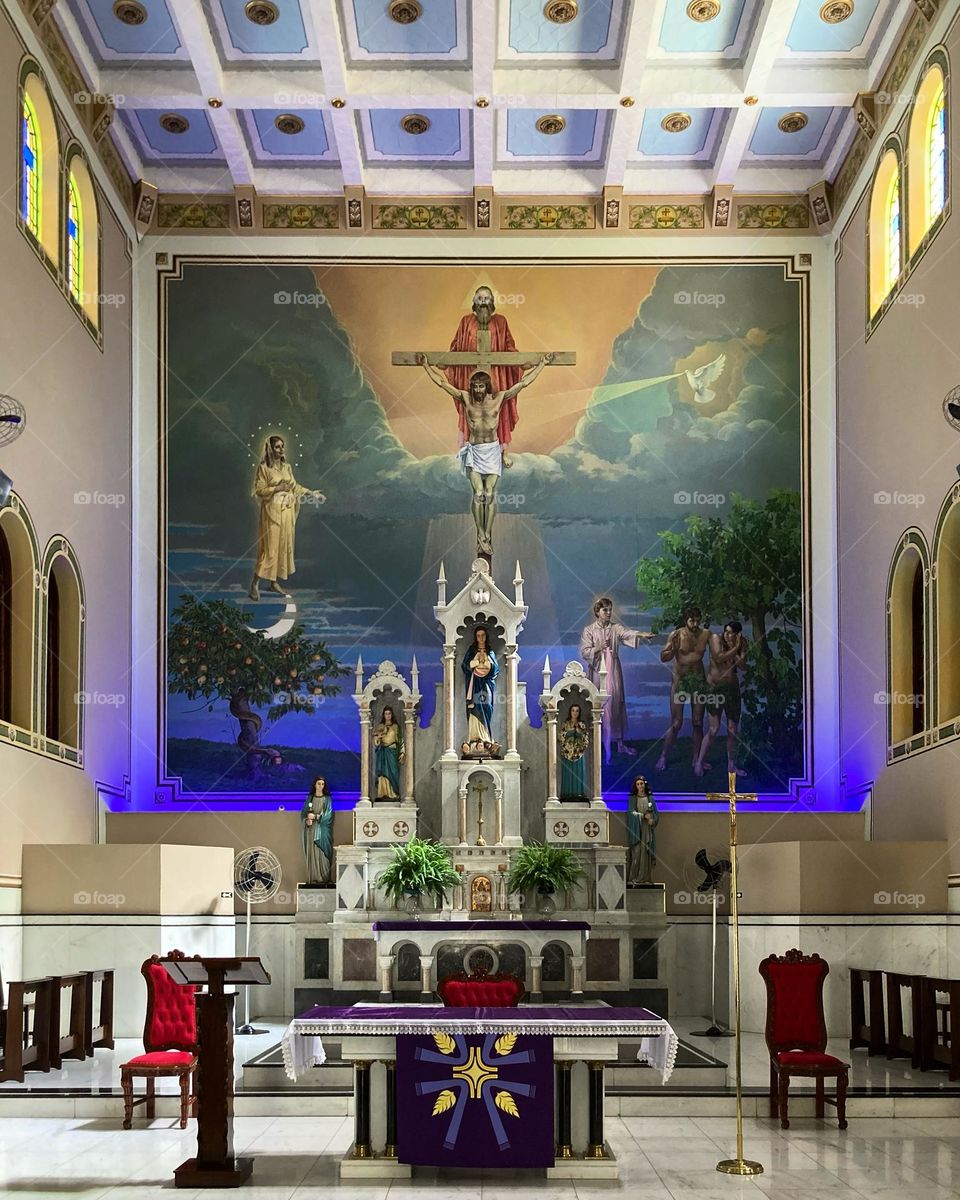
left=247, top=424, right=304, bottom=466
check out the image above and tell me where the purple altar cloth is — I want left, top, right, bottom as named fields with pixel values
left=372, top=920, right=589, bottom=932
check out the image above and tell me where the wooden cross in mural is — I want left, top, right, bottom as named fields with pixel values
left=391, top=329, right=576, bottom=372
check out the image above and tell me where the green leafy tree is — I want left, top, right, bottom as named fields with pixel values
left=168, top=594, right=348, bottom=772
left=636, top=490, right=802, bottom=771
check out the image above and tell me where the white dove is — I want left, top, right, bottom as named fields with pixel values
left=685, top=354, right=726, bottom=404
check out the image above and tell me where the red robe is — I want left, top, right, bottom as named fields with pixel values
left=445, top=313, right=523, bottom=447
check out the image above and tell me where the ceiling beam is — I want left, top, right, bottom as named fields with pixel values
left=603, top=0, right=659, bottom=187
left=311, top=0, right=364, bottom=189
left=471, top=0, right=495, bottom=189
left=166, top=0, right=255, bottom=186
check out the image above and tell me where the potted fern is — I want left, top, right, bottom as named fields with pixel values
left=377, top=838, right=460, bottom=918
left=507, top=843, right=585, bottom=916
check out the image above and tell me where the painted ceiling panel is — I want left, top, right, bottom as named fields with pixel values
left=638, top=107, right=716, bottom=156
left=747, top=105, right=835, bottom=157
left=362, top=109, right=470, bottom=162
left=657, top=0, right=750, bottom=55
left=786, top=0, right=883, bottom=55
left=209, top=0, right=310, bottom=56
left=64, top=0, right=184, bottom=60
left=247, top=110, right=336, bottom=161
left=123, top=109, right=224, bottom=162
left=508, top=0, right=615, bottom=54
left=348, top=0, right=460, bottom=56
left=502, top=109, right=606, bottom=162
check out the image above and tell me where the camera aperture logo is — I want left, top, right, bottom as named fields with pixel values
left=74, top=889, right=126, bottom=908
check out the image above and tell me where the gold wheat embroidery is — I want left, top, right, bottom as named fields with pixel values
left=433, top=1031, right=456, bottom=1055
left=432, top=1088, right=456, bottom=1115
left=494, top=1090, right=519, bottom=1117
left=493, top=1032, right=517, bottom=1056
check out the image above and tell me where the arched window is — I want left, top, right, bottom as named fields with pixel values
left=908, top=58, right=949, bottom=255
left=42, top=543, right=83, bottom=749
left=887, top=534, right=929, bottom=746
left=19, top=68, right=60, bottom=268
left=934, top=486, right=960, bottom=726
left=869, top=146, right=903, bottom=317
left=66, top=173, right=82, bottom=305
left=64, top=151, right=100, bottom=327
left=0, top=496, right=39, bottom=733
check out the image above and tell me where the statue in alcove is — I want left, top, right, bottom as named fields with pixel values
left=461, top=624, right=501, bottom=757
left=626, top=776, right=660, bottom=886
left=558, top=702, right=589, bottom=800
left=373, top=704, right=404, bottom=799
left=301, top=775, right=334, bottom=885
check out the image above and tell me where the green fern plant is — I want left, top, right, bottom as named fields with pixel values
left=507, top=843, right=584, bottom=896
left=377, top=838, right=460, bottom=905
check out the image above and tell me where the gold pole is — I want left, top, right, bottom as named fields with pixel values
left=709, top=771, right=763, bottom=1178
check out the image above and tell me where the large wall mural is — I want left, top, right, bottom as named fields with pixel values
left=161, top=258, right=808, bottom=804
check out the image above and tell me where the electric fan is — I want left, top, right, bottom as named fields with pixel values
left=0, top=395, right=26, bottom=508
left=233, top=846, right=281, bottom=1035
left=685, top=847, right=735, bottom=1038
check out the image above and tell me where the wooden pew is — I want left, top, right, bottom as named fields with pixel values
left=919, top=976, right=960, bottom=1080
left=885, top=971, right=923, bottom=1069
left=84, top=969, right=115, bottom=1056
left=0, top=978, right=53, bottom=1082
left=849, top=967, right=886, bottom=1055
left=48, top=974, right=88, bottom=1071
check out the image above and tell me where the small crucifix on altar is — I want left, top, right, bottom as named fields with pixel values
left=473, top=776, right=488, bottom=847
left=392, top=286, right=575, bottom=562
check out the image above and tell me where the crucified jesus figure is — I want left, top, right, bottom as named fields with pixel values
left=417, top=352, right=553, bottom=556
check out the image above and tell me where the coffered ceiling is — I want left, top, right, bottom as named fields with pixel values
left=51, top=0, right=917, bottom=198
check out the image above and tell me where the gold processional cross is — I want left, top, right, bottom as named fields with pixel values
left=705, top=771, right=764, bottom=1178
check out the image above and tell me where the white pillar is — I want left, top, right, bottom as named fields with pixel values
left=546, top=703, right=559, bottom=803
left=378, top=955, right=395, bottom=998
left=359, top=704, right=371, bottom=802
left=419, top=955, right=435, bottom=997
left=494, top=781, right=504, bottom=846
left=458, top=781, right=469, bottom=847
left=402, top=703, right=416, bottom=802
left=591, top=709, right=603, bottom=802
left=530, top=955, right=544, bottom=997
left=570, top=955, right=586, bottom=996
left=505, top=644, right=520, bottom=758
left=443, top=645, right=457, bottom=758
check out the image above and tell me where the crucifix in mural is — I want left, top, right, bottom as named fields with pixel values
left=392, top=286, right=576, bottom=560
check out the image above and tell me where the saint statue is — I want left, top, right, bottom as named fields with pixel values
left=445, top=287, right=524, bottom=460
left=373, top=704, right=404, bottom=799
left=558, top=702, right=589, bottom=800
left=249, top=434, right=325, bottom=601
left=461, top=625, right=500, bottom=756
left=418, top=353, right=552, bottom=556
left=580, top=597, right=655, bottom=762
left=626, top=776, right=659, bottom=886
left=301, top=776, right=334, bottom=885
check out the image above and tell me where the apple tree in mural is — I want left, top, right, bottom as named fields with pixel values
left=636, top=490, right=802, bottom=775
left=168, top=594, right=348, bottom=778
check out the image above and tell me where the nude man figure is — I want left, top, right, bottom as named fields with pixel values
left=418, top=352, right=552, bottom=555
left=694, top=620, right=749, bottom=779
left=655, top=605, right=711, bottom=773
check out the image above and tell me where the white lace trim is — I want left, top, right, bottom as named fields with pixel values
left=281, top=1016, right=678, bottom=1084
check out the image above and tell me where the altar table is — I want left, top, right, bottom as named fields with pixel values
left=281, top=1003, right=678, bottom=1180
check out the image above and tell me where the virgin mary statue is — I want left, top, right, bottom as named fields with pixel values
left=461, top=625, right=499, bottom=753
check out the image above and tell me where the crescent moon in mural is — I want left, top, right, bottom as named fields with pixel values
left=247, top=597, right=298, bottom=640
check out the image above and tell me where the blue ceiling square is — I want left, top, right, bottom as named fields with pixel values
left=501, top=110, right=607, bottom=163
left=658, top=0, right=750, bottom=54
left=121, top=109, right=225, bottom=164
left=638, top=108, right=716, bottom=157
left=207, top=0, right=311, bottom=58
left=507, top=0, right=618, bottom=55
left=747, top=106, right=835, bottom=157
left=350, top=0, right=457, bottom=54
left=786, top=0, right=882, bottom=54
left=244, top=110, right=337, bottom=164
left=361, top=110, right=471, bottom=164
left=63, top=0, right=185, bottom=62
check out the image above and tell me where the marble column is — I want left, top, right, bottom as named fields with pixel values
left=530, top=955, right=544, bottom=1001
left=494, top=780, right=504, bottom=845
left=352, top=1061, right=373, bottom=1158
left=545, top=704, right=559, bottom=802
left=359, top=705, right=371, bottom=803
left=418, top=954, right=435, bottom=1000
left=378, top=955, right=394, bottom=1002
left=570, top=955, right=585, bottom=997
left=591, top=710, right=603, bottom=801
left=402, top=703, right=415, bottom=801
left=442, top=645, right=456, bottom=757
left=458, top=782, right=469, bottom=847
left=506, top=645, right=520, bottom=758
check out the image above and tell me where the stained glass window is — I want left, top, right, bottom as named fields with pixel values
left=886, top=170, right=901, bottom=295
left=21, top=97, right=39, bottom=238
left=67, top=175, right=82, bottom=304
left=928, top=86, right=946, bottom=224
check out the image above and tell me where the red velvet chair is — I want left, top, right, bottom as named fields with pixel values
left=119, top=951, right=199, bottom=1129
left=759, top=949, right=849, bottom=1130
left=437, top=968, right=526, bottom=1007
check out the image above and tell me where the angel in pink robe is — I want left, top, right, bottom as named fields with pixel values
left=580, top=597, right=655, bottom=763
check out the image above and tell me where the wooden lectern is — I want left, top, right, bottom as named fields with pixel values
left=162, top=956, right=271, bottom=1188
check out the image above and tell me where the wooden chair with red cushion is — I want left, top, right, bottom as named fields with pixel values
left=759, top=948, right=849, bottom=1130
left=437, top=968, right=526, bottom=1007
left=119, top=951, right=199, bottom=1129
